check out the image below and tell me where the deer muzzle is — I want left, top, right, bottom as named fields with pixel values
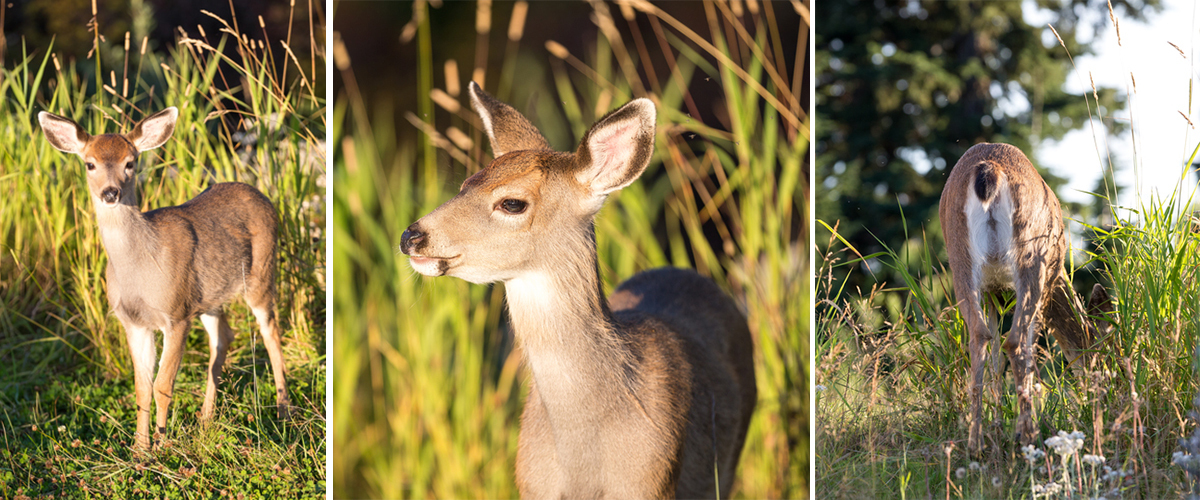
left=101, top=187, right=121, bottom=205
left=400, top=223, right=425, bottom=255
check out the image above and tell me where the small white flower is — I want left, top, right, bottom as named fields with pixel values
left=969, top=461, right=980, bottom=471
left=57, top=425, right=66, bottom=433
left=955, top=467, right=967, bottom=479
left=815, top=385, right=827, bottom=393
left=991, top=476, right=1001, bottom=487
left=1023, top=444, right=1046, bottom=463
left=1045, top=430, right=1086, bottom=456
left=1082, top=454, right=1105, bottom=466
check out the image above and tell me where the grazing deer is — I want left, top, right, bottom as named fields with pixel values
left=39, top=108, right=290, bottom=450
left=400, top=83, right=757, bottom=499
left=939, top=142, right=1113, bottom=453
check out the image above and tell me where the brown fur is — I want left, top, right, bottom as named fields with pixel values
left=939, top=143, right=1113, bottom=453
left=400, top=82, right=756, bottom=498
left=39, top=108, right=290, bottom=451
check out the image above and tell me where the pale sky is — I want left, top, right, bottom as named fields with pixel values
left=1036, top=0, right=1200, bottom=208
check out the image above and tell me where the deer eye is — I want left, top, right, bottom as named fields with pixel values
left=499, top=199, right=528, bottom=214
left=125, top=162, right=135, bottom=172
left=85, top=162, right=95, bottom=171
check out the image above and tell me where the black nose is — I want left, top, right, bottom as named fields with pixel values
left=101, top=187, right=121, bottom=204
left=400, top=223, right=425, bottom=255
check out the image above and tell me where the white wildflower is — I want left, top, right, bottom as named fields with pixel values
left=1022, top=444, right=1046, bottom=463
left=1082, top=454, right=1105, bottom=466
left=1045, top=430, right=1086, bottom=456
left=955, top=467, right=967, bottom=479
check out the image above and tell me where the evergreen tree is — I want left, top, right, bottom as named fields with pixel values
left=816, top=0, right=1158, bottom=295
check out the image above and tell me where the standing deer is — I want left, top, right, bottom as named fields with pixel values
left=400, top=83, right=757, bottom=499
left=939, top=143, right=1113, bottom=453
left=39, top=108, right=290, bottom=450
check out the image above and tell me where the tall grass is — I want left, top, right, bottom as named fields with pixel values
left=0, top=4, right=326, bottom=498
left=332, top=1, right=807, bottom=498
left=816, top=7, right=1200, bottom=499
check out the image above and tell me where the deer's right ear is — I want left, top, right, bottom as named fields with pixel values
left=39, top=112, right=91, bottom=155
left=128, top=107, right=178, bottom=152
left=468, top=82, right=550, bottom=157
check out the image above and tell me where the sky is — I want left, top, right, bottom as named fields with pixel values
left=1036, top=0, right=1200, bottom=207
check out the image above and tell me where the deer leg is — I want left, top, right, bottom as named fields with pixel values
left=249, top=302, right=290, bottom=419
left=1004, top=279, right=1043, bottom=446
left=959, top=290, right=992, bottom=454
left=199, top=311, right=232, bottom=422
left=152, top=321, right=189, bottom=440
left=125, top=324, right=157, bottom=450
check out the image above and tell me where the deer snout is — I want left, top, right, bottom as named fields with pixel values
left=400, top=223, right=425, bottom=255
left=100, top=187, right=121, bottom=205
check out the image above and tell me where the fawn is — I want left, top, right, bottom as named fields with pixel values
left=400, top=83, right=757, bottom=498
left=939, top=143, right=1114, bottom=453
left=39, top=107, right=290, bottom=450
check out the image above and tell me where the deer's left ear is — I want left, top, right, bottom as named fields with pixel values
left=127, top=107, right=178, bottom=152
left=574, top=98, right=656, bottom=198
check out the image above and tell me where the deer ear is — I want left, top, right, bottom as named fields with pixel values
left=574, top=98, right=656, bottom=198
left=39, top=111, right=91, bottom=155
left=1086, top=283, right=1114, bottom=315
left=127, top=107, right=178, bottom=152
left=468, top=82, right=550, bottom=157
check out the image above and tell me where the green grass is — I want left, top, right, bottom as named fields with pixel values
left=816, top=10, right=1200, bottom=499
left=332, top=1, right=806, bottom=498
left=0, top=7, right=326, bottom=499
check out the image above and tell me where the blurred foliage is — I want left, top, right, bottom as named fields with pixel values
left=815, top=0, right=1158, bottom=304
left=3, top=0, right=324, bottom=98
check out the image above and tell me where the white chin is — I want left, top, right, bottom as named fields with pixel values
left=407, top=256, right=444, bottom=276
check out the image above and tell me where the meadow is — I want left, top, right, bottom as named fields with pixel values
left=0, top=6, right=327, bottom=499
left=815, top=10, right=1200, bottom=500
left=331, top=1, right=807, bottom=498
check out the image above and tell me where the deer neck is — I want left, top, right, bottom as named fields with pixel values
left=503, top=229, right=633, bottom=419
left=93, top=196, right=159, bottom=271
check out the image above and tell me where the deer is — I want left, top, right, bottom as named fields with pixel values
left=939, top=142, right=1114, bottom=454
left=399, top=82, right=757, bottom=499
left=38, top=107, right=291, bottom=451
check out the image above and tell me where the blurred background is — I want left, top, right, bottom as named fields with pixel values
left=2, top=0, right=322, bottom=96
left=332, top=0, right=807, bottom=498
left=816, top=0, right=1160, bottom=300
